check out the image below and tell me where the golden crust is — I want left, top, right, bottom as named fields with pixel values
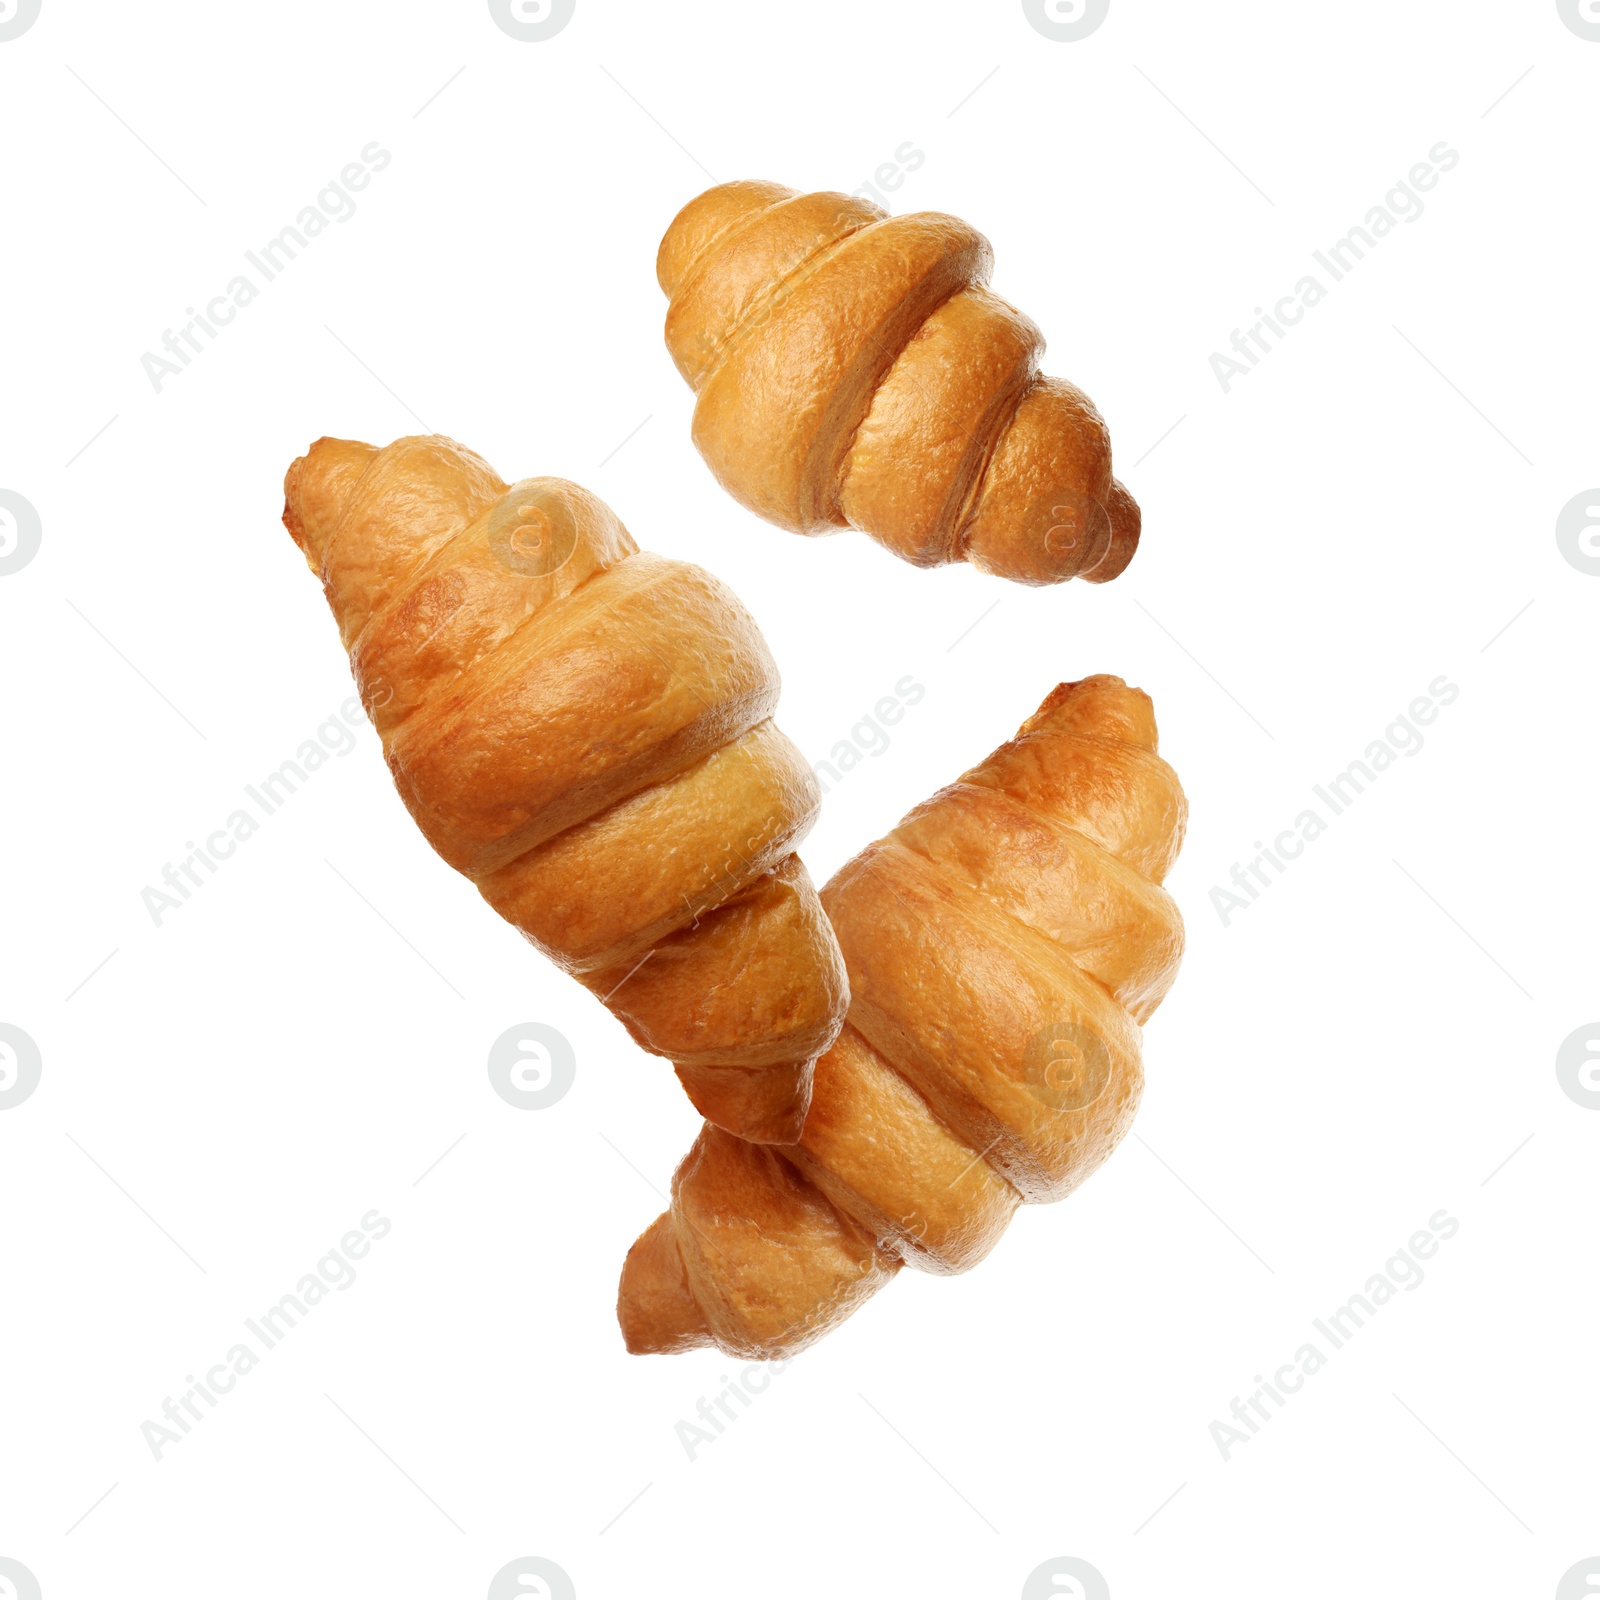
left=618, top=676, right=1187, bottom=1356
left=787, top=1025, right=1020, bottom=1274
left=661, top=181, right=1139, bottom=585
left=825, top=838, right=1147, bottom=1204
left=282, top=434, right=848, bottom=1142
left=661, top=1126, right=897, bottom=1359
left=840, top=287, right=1041, bottom=566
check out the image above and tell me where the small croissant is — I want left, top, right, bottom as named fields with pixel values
left=619, top=676, right=1186, bottom=1356
left=282, top=434, right=847, bottom=1143
left=659, top=180, right=1140, bottom=587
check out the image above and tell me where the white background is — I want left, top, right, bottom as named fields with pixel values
left=2, top=2, right=1596, bottom=1596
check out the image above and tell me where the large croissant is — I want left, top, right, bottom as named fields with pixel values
left=281, top=434, right=847, bottom=1143
left=658, top=180, right=1140, bottom=587
left=618, top=676, right=1186, bottom=1356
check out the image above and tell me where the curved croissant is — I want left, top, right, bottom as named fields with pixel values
left=658, top=180, right=1140, bottom=587
left=618, top=676, right=1186, bottom=1355
left=281, top=434, right=847, bottom=1143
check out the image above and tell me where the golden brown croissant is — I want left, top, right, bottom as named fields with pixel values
left=618, top=675, right=1186, bottom=1355
left=281, top=434, right=847, bottom=1143
left=658, top=180, right=1140, bottom=587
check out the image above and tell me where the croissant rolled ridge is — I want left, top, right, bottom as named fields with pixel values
left=658, top=179, right=1140, bottom=587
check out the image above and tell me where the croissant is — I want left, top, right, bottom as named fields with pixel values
left=658, top=180, right=1140, bottom=587
left=618, top=675, right=1186, bottom=1355
left=281, top=434, right=847, bottom=1143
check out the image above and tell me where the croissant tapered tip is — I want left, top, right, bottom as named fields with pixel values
left=1016, top=675, right=1160, bottom=753
left=281, top=435, right=379, bottom=569
left=1080, top=478, right=1140, bottom=584
left=618, top=1212, right=712, bottom=1355
left=657, top=179, right=797, bottom=299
